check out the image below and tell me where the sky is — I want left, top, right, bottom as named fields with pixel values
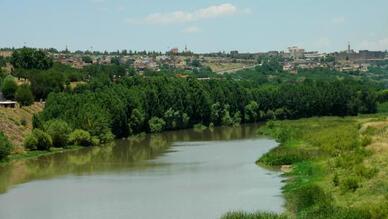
left=0, top=0, right=388, bottom=53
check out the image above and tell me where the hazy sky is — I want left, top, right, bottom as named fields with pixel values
left=1, top=0, right=388, bottom=53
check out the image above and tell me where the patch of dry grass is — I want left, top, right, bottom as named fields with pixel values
left=0, top=102, right=43, bottom=152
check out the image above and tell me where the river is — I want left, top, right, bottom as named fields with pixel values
left=0, top=124, right=284, bottom=219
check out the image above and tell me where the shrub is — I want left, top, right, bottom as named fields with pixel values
left=15, top=84, right=34, bottom=106
left=24, top=134, right=39, bottom=150
left=1, top=75, right=17, bottom=100
left=32, top=115, right=42, bottom=129
left=0, top=132, right=12, bottom=160
left=20, top=118, right=27, bottom=126
left=24, top=129, right=52, bottom=151
left=232, top=111, right=242, bottom=126
left=98, top=130, right=114, bottom=144
left=44, top=120, right=72, bottom=147
left=221, top=110, right=233, bottom=126
left=290, top=184, right=332, bottom=212
left=68, top=129, right=92, bottom=146
left=193, top=123, right=207, bottom=131
left=148, top=117, right=166, bottom=133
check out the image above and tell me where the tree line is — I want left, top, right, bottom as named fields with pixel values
left=35, top=77, right=377, bottom=146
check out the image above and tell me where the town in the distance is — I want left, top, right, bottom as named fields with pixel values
left=1, top=43, right=387, bottom=77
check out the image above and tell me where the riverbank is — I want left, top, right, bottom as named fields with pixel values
left=223, top=115, right=388, bottom=219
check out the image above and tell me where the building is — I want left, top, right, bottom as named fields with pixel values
left=0, top=50, right=13, bottom=57
left=358, top=50, right=385, bottom=60
left=170, top=48, right=179, bottom=55
left=0, top=101, right=17, bottom=108
left=304, top=51, right=325, bottom=60
left=288, top=47, right=305, bottom=59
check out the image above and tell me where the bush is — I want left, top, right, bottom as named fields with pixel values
left=98, top=130, right=114, bottom=144
left=290, top=184, right=332, bottom=212
left=20, top=118, right=27, bottom=126
left=340, top=176, right=360, bottom=192
left=24, top=129, right=52, bottom=151
left=15, top=84, right=34, bottom=106
left=44, top=120, right=72, bottom=147
left=1, top=75, right=18, bottom=100
left=24, top=134, right=39, bottom=150
left=0, top=132, right=12, bottom=160
left=68, top=129, right=92, bottom=146
left=148, top=117, right=166, bottom=133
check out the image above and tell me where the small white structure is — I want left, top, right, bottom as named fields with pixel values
left=0, top=101, right=17, bottom=108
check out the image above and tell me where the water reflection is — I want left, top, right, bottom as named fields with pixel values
left=0, top=124, right=261, bottom=193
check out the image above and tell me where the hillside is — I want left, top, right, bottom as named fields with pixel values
left=0, top=103, right=44, bottom=153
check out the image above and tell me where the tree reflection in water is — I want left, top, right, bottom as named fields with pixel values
left=0, top=124, right=261, bottom=193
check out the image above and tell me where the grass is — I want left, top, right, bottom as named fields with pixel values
left=0, top=102, right=43, bottom=150
left=223, top=116, right=388, bottom=219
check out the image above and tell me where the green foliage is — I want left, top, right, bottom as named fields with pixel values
left=377, top=102, right=388, bottom=113
left=81, top=56, right=93, bottom=64
left=221, top=107, right=234, bottom=126
left=244, top=101, right=258, bottom=122
left=148, top=117, right=166, bottom=133
left=44, top=120, right=72, bottom=147
left=128, top=108, right=145, bottom=134
left=289, top=184, right=332, bottom=212
left=11, top=48, right=53, bottom=70
left=68, top=129, right=92, bottom=146
left=340, top=176, right=361, bottom=192
left=15, top=84, right=34, bottom=106
left=29, top=69, right=65, bottom=100
left=1, top=75, right=17, bottom=100
left=0, top=132, right=12, bottom=160
left=40, top=77, right=377, bottom=145
left=233, top=111, right=242, bottom=126
left=24, top=129, right=52, bottom=151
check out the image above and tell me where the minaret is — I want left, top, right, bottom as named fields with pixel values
left=347, top=41, right=351, bottom=54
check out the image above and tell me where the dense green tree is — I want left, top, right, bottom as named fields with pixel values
left=44, top=120, right=72, bottom=147
left=128, top=108, right=145, bottom=134
left=15, top=84, right=34, bottom=106
left=38, top=76, right=377, bottom=142
left=244, top=101, right=259, bottom=122
left=29, top=69, right=64, bottom=99
left=210, top=102, right=222, bottom=125
left=11, top=48, right=53, bottom=70
left=1, top=75, right=18, bottom=100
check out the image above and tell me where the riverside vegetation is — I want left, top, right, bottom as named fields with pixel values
left=222, top=115, right=388, bottom=219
